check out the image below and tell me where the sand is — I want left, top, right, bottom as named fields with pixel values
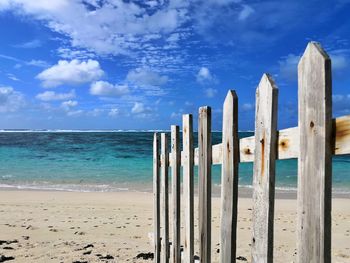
left=0, top=190, right=349, bottom=262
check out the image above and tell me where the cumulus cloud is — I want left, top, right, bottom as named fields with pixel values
left=90, top=81, right=129, bottom=97
left=196, top=67, right=216, bottom=84
left=37, top=59, right=104, bottom=88
left=0, top=86, right=25, bottom=112
left=61, top=100, right=78, bottom=111
left=131, top=102, right=151, bottom=114
left=36, top=90, right=75, bottom=101
left=196, top=67, right=218, bottom=97
left=127, top=68, right=168, bottom=87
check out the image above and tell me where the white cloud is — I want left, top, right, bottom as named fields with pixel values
left=132, top=102, right=145, bottom=114
left=13, top=39, right=42, bottom=48
left=0, top=86, right=25, bottom=112
left=278, top=54, right=300, bottom=80
left=196, top=67, right=216, bottom=84
left=7, top=73, right=20, bottom=81
left=279, top=49, right=349, bottom=81
left=131, top=102, right=151, bottom=114
left=170, top=110, right=184, bottom=119
left=108, top=108, right=119, bottom=117
left=36, top=90, right=75, bottom=101
left=197, top=67, right=211, bottom=80
left=57, top=47, right=95, bottom=60
left=0, top=0, right=189, bottom=55
left=0, top=0, right=10, bottom=10
left=238, top=5, right=254, bottom=21
left=90, top=81, right=129, bottom=97
left=37, top=59, right=104, bottom=88
left=61, top=100, right=78, bottom=111
left=330, top=49, right=349, bottom=71
left=204, top=88, right=217, bottom=98
left=127, top=68, right=168, bottom=87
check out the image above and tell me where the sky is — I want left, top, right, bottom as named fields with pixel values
left=0, top=0, right=350, bottom=130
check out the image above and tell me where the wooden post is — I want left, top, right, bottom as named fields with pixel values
left=198, top=107, right=212, bottom=263
left=183, top=114, right=194, bottom=263
left=153, top=133, right=161, bottom=263
left=297, top=42, right=332, bottom=263
left=251, top=74, right=278, bottom=263
left=220, top=91, right=239, bottom=263
left=161, top=133, right=169, bottom=263
left=171, top=126, right=181, bottom=263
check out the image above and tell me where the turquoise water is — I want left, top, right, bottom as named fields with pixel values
left=0, top=131, right=349, bottom=193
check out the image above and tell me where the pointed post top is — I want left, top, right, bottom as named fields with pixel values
left=224, top=90, right=238, bottom=104
left=226, top=90, right=238, bottom=99
left=299, top=42, right=330, bottom=66
left=257, top=73, right=278, bottom=93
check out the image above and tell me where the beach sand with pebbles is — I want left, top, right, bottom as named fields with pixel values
left=0, top=190, right=349, bottom=262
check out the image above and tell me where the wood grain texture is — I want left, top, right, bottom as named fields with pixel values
left=251, top=74, right=278, bottom=263
left=297, top=42, right=332, bottom=263
left=168, top=114, right=350, bottom=167
left=171, top=126, right=181, bottom=263
left=198, top=107, right=212, bottom=263
left=334, top=114, right=350, bottom=155
left=161, top=133, right=170, bottom=263
left=153, top=133, right=160, bottom=263
left=219, top=91, right=239, bottom=263
left=183, top=114, right=194, bottom=263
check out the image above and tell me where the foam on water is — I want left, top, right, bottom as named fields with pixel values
left=0, top=131, right=349, bottom=193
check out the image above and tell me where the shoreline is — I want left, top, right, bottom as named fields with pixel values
left=1, top=185, right=350, bottom=199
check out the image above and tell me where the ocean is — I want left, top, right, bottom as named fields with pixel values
left=0, top=131, right=349, bottom=193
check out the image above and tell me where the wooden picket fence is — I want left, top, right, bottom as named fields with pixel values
left=152, top=42, right=350, bottom=263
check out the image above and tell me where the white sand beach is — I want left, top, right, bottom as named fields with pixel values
left=0, top=190, right=349, bottom=262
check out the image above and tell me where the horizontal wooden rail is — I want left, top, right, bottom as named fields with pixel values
left=166, top=115, right=350, bottom=166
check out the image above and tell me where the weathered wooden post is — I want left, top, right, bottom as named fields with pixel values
left=153, top=133, right=160, bottom=263
left=297, top=42, right=332, bottom=263
left=171, top=125, right=181, bottom=263
left=220, top=90, right=240, bottom=263
left=251, top=74, right=278, bottom=263
left=198, top=107, right=212, bottom=263
left=161, top=133, right=169, bottom=263
left=183, top=114, right=194, bottom=263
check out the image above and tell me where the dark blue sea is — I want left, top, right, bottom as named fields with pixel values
left=0, top=131, right=349, bottom=193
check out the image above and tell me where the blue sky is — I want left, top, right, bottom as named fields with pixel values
left=0, top=0, right=349, bottom=130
